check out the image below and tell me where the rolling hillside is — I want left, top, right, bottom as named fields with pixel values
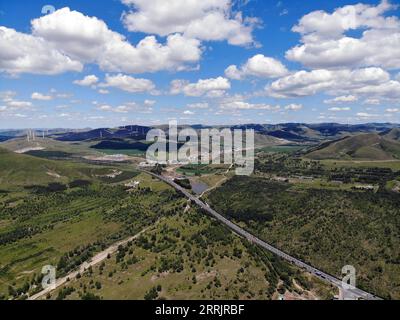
left=0, top=147, right=89, bottom=187
left=30, top=123, right=400, bottom=151
left=383, top=128, right=400, bottom=141
left=306, top=133, right=400, bottom=160
left=54, top=126, right=151, bottom=141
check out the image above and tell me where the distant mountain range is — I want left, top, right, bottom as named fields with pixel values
left=49, top=123, right=399, bottom=145
left=53, top=125, right=151, bottom=142
left=3, top=124, right=400, bottom=161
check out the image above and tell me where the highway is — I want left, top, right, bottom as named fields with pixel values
left=145, top=171, right=382, bottom=301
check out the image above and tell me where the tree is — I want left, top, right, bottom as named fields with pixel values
left=144, top=287, right=158, bottom=300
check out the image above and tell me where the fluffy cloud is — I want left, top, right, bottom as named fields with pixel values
left=328, top=107, right=351, bottom=112
left=96, top=101, right=154, bottom=113
left=31, top=92, right=53, bottom=101
left=171, top=77, right=231, bottom=97
left=98, top=89, right=109, bottom=95
left=73, top=75, right=99, bottom=86
left=386, top=108, right=399, bottom=113
left=284, top=103, right=303, bottom=111
left=324, top=95, right=358, bottom=104
left=0, top=91, right=16, bottom=99
left=0, top=26, right=83, bottom=75
left=97, top=105, right=113, bottom=112
left=218, top=95, right=280, bottom=111
left=348, top=80, right=400, bottom=100
left=357, top=112, right=379, bottom=118
left=6, top=100, right=32, bottom=108
left=266, top=67, right=391, bottom=98
left=144, top=100, right=156, bottom=107
left=121, top=0, right=258, bottom=46
left=363, top=98, right=381, bottom=105
left=1, top=8, right=202, bottom=75
left=187, top=102, right=210, bottom=109
left=225, top=54, right=288, bottom=80
left=0, top=91, right=32, bottom=110
left=220, top=101, right=280, bottom=110
left=34, top=8, right=202, bottom=73
left=286, top=1, right=400, bottom=69
left=100, top=74, right=156, bottom=93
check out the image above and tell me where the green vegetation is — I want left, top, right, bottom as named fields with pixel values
left=46, top=207, right=334, bottom=300
left=306, top=133, right=400, bottom=161
left=0, top=147, right=141, bottom=188
left=0, top=150, right=185, bottom=299
left=207, top=176, right=400, bottom=299
left=97, top=149, right=146, bottom=156
left=1, top=138, right=100, bottom=158
left=321, top=159, right=400, bottom=171
left=255, top=153, right=400, bottom=187
left=25, top=150, right=73, bottom=160
left=173, top=178, right=191, bottom=190
left=257, top=145, right=305, bottom=154
left=2, top=128, right=400, bottom=301
left=176, top=164, right=227, bottom=176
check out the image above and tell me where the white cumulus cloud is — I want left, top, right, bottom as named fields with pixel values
left=187, top=102, right=210, bottom=109
left=284, top=103, right=303, bottom=111
left=121, top=0, right=258, bottom=46
left=1, top=7, right=202, bottom=75
left=286, top=0, right=400, bottom=69
left=0, top=26, right=83, bottom=75
left=329, top=107, right=351, bottom=112
left=73, top=75, right=99, bottom=86
left=31, top=92, right=53, bottom=101
left=324, top=95, right=358, bottom=104
left=100, top=74, right=156, bottom=93
left=266, top=67, right=392, bottom=98
left=170, top=77, right=231, bottom=97
left=225, top=54, right=288, bottom=80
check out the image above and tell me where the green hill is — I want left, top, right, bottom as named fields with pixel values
left=306, top=133, right=400, bottom=160
left=0, top=147, right=88, bottom=187
left=0, top=137, right=100, bottom=157
left=383, top=128, right=400, bottom=141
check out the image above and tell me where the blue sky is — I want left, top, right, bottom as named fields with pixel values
left=0, top=0, right=399, bottom=129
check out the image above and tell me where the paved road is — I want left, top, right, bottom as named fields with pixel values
left=146, top=171, right=382, bottom=301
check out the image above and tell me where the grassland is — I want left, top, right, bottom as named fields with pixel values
left=306, top=133, right=400, bottom=161
left=0, top=146, right=143, bottom=188
left=257, top=145, right=306, bottom=154
left=2, top=132, right=399, bottom=301
left=1, top=138, right=100, bottom=158
left=0, top=143, right=338, bottom=300
left=320, top=159, right=400, bottom=171
left=97, top=149, right=146, bottom=156
left=0, top=157, right=185, bottom=300
left=176, top=164, right=228, bottom=176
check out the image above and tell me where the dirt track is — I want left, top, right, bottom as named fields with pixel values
left=28, top=226, right=153, bottom=300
